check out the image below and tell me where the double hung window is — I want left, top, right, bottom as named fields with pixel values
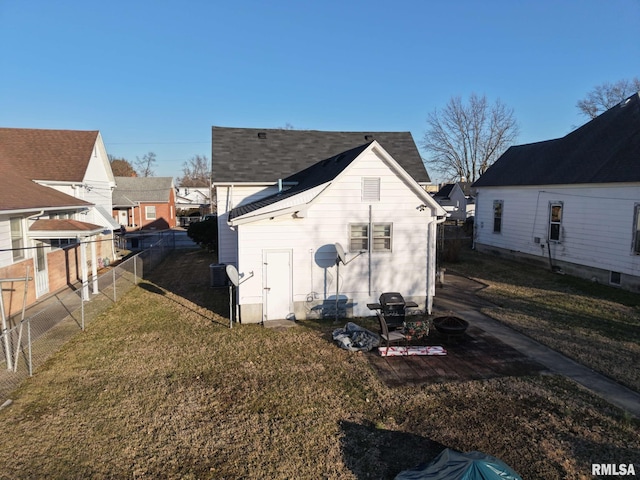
left=632, top=204, right=640, bottom=254
left=493, top=200, right=503, bottom=233
left=145, top=206, right=157, bottom=220
left=349, top=223, right=392, bottom=252
left=10, top=217, right=24, bottom=261
left=549, top=203, right=563, bottom=242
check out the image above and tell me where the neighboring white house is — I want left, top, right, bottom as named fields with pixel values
left=211, top=126, right=445, bottom=323
left=432, top=182, right=474, bottom=222
left=472, top=92, right=640, bottom=291
left=0, top=128, right=118, bottom=314
left=175, top=185, right=210, bottom=211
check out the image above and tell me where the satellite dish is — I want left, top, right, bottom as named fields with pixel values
left=335, top=243, right=347, bottom=265
left=226, top=264, right=240, bottom=287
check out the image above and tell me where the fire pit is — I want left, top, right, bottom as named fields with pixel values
left=433, top=316, right=469, bottom=338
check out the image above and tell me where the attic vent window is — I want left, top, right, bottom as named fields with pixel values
left=362, top=177, right=380, bottom=201
left=257, top=132, right=267, bottom=139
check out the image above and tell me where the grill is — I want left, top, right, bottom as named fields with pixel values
left=379, top=292, right=408, bottom=330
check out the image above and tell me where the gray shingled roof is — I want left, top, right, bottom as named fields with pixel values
left=229, top=143, right=369, bottom=220
left=473, top=93, right=640, bottom=187
left=113, top=177, right=174, bottom=206
left=211, top=127, right=430, bottom=184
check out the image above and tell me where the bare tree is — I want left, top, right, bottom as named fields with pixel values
left=134, top=152, right=157, bottom=177
left=422, top=93, right=519, bottom=183
left=108, top=155, right=137, bottom=177
left=576, top=77, right=640, bottom=119
left=176, top=155, right=210, bottom=187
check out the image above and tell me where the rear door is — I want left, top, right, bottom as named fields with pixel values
left=263, top=250, right=292, bottom=320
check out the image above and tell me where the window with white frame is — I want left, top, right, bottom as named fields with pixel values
left=549, top=202, right=563, bottom=242
left=49, top=238, right=78, bottom=249
left=10, top=217, right=24, bottom=261
left=349, top=224, right=368, bottom=251
left=372, top=223, right=392, bottom=251
left=493, top=200, right=503, bottom=233
left=633, top=204, right=640, bottom=255
left=145, top=205, right=157, bottom=220
left=349, top=223, right=392, bottom=252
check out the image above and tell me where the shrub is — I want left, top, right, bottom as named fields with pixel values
left=187, top=217, right=218, bottom=251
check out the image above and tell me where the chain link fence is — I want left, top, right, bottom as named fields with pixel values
left=0, top=237, right=175, bottom=401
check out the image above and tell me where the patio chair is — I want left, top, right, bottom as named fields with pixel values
left=377, top=312, right=408, bottom=350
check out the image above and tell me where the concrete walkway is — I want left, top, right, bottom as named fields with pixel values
left=433, top=272, right=640, bottom=419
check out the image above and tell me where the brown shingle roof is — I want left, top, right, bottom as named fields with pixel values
left=0, top=128, right=97, bottom=212
left=0, top=127, right=98, bottom=182
left=29, top=219, right=103, bottom=234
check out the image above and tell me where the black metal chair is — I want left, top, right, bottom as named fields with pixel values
left=376, top=312, right=408, bottom=350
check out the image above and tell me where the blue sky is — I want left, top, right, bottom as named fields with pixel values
left=1, top=0, right=639, bottom=181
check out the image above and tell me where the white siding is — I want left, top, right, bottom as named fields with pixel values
left=0, top=217, right=12, bottom=267
left=234, top=149, right=437, bottom=320
left=475, top=184, right=640, bottom=276
left=215, top=184, right=280, bottom=265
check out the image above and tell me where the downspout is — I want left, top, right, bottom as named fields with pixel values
left=426, top=214, right=448, bottom=315
left=368, top=205, right=372, bottom=296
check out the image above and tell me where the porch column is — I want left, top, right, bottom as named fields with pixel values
left=91, top=236, right=98, bottom=295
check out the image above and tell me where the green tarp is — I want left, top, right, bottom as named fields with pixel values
left=395, top=448, right=522, bottom=480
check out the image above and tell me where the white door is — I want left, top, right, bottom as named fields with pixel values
left=34, top=242, right=49, bottom=298
left=263, top=250, right=292, bottom=320
left=118, top=210, right=128, bottom=226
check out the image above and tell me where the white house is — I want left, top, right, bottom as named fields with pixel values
left=472, top=93, right=640, bottom=291
left=175, top=185, right=210, bottom=212
left=0, top=128, right=118, bottom=315
left=212, top=127, right=445, bottom=323
left=432, top=182, right=474, bottom=222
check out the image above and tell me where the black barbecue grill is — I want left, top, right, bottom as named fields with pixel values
left=367, top=292, right=419, bottom=330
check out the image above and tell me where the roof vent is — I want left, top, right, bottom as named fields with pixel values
left=364, top=134, right=373, bottom=141
left=621, top=97, right=632, bottom=108
left=257, top=132, right=267, bottom=139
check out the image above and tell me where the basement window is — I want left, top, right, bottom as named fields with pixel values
left=610, top=271, right=621, bottom=286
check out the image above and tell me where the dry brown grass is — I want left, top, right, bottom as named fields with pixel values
left=447, top=250, right=640, bottom=392
left=0, top=250, right=638, bottom=479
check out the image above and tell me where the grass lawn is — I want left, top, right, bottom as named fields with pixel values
left=445, top=249, right=640, bottom=393
left=0, top=250, right=638, bottom=479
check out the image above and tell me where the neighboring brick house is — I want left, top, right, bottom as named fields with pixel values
left=112, top=177, right=177, bottom=231
left=0, top=128, right=119, bottom=317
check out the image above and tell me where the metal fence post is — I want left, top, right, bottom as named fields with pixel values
left=27, top=318, right=32, bottom=376
left=81, top=291, right=85, bottom=331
